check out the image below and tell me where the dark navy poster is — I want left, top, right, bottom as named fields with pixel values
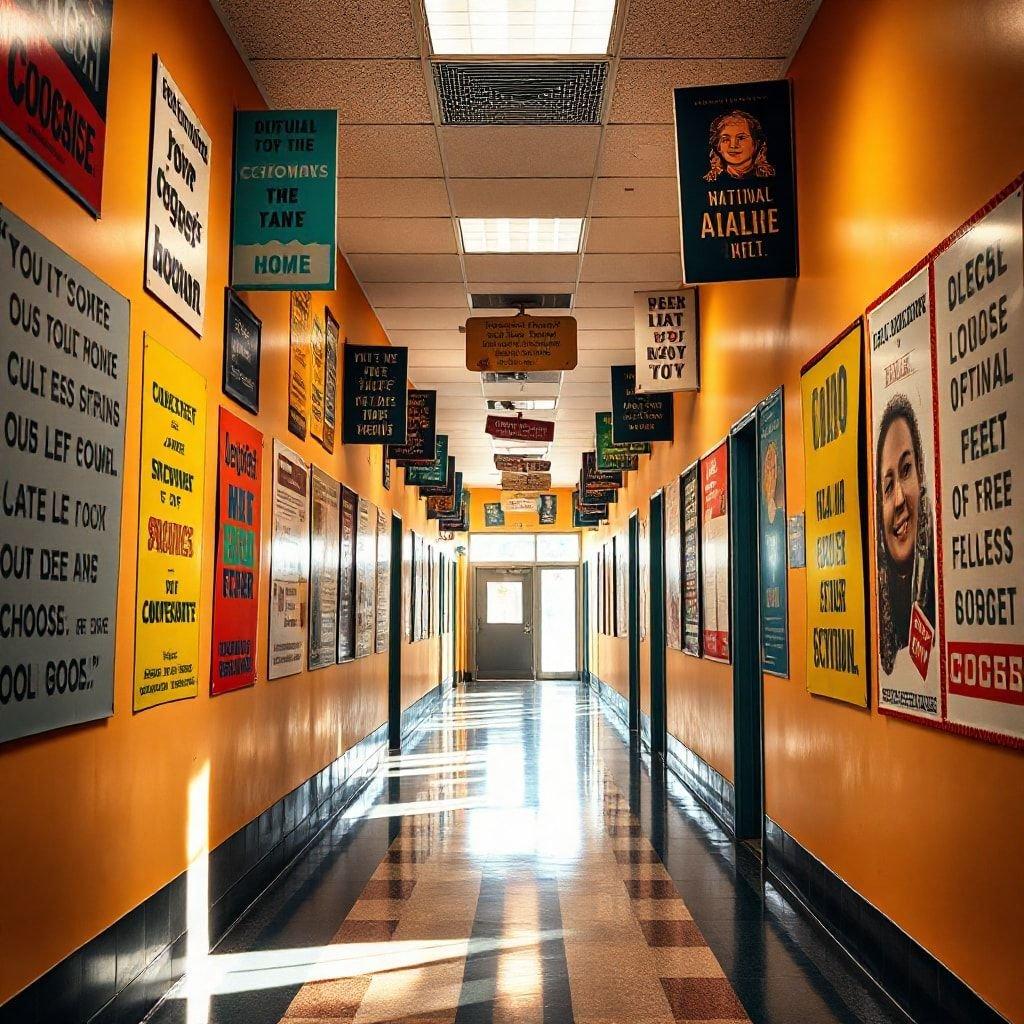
left=757, top=387, right=789, bottom=676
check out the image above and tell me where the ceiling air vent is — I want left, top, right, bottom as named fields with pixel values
left=433, top=62, right=607, bottom=125
left=482, top=371, right=563, bottom=385
left=471, top=293, right=572, bottom=309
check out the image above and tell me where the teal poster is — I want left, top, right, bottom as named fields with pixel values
left=757, top=387, right=789, bottom=676
left=231, top=110, right=338, bottom=290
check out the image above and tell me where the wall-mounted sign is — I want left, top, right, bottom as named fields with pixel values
left=211, top=409, right=262, bottom=695
left=800, top=322, right=868, bottom=706
left=484, top=502, right=506, bottom=526
left=0, top=1, right=112, bottom=215
left=494, top=455, right=551, bottom=472
left=700, top=442, right=731, bottom=663
left=501, top=471, right=552, bottom=491
left=633, top=289, right=700, bottom=393
left=144, top=58, right=210, bottom=336
left=418, top=456, right=457, bottom=498
left=354, top=497, right=377, bottom=658
left=337, top=485, right=357, bottom=661
left=288, top=290, right=311, bottom=439
left=309, top=314, right=327, bottom=447
left=788, top=513, right=806, bottom=568
left=596, top=411, right=649, bottom=471
left=323, top=308, right=339, bottom=453
left=405, top=434, right=449, bottom=485
left=388, top=389, right=437, bottom=464
left=342, top=343, right=408, bottom=444
left=466, top=313, right=578, bottom=372
left=0, top=208, right=128, bottom=743
left=665, top=476, right=682, bottom=650
left=231, top=109, right=337, bottom=290
left=502, top=494, right=538, bottom=513
left=539, top=494, right=558, bottom=525
left=134, top=337, right=207, bottom=710
left=375, top=506, right=391, bottom=653
left=757, top=387, right=789, bottom=677
left=268, top=441, right=308, bottom=679
left=673, top=79, right=798, bottom=284
left=681, top=462, right=702, bottom=657
left=610, top=365, right=674, bottom=443
left=222, top=290, right=261, bottom=414
left=485, top=414, right=555, bottom=443
left=308, top=466, right=340, bottom=671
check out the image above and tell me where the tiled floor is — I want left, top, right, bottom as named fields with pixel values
left=147, top=682, right=906, bottom=1024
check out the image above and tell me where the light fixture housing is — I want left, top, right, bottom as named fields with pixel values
left=487, top=399, right=558, bottom=411
left=460, top=217, right=584, bottom=254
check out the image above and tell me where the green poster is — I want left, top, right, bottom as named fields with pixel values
left=596, top=411, right=650, bottom=470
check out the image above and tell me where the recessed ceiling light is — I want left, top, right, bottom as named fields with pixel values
left=460, top=217, right=584, bottom=254
left=425, top=0, right=616, bottom=55
left=487, top=399, right=558, bottom=411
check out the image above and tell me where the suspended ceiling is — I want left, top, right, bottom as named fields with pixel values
left=217, top=0, right=819, bottom=486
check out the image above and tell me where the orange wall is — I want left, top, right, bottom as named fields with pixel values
left=585, top=0, right=1023, bottom=1019
left=0, top=0, right=450, bottom=1002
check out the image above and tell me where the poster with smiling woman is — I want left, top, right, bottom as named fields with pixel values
left=867, top=267, right=942, bottom=723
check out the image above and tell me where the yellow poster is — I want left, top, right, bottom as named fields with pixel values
left=134, top=337, right=208, bottom=711
left=288, top=290, right=311, bottom=439
left=309, top=312, right=326, bottom=444
left=800, top=322, right=869, bottom=706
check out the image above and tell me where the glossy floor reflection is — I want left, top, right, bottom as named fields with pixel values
left=148, top=682, right=905, bottom=1024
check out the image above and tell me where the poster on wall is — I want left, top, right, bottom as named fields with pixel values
left=211, top=409, right=262, bottom=695
left=403, top=531, right=414, bottom=643
left=633, top=289, right=700, bottom=393
left=0, top=2, right=113, bottom=216
left=638, top=516, right=650, bottom=642
left=308, top=314, right=326, bottom=446
left=800, top=322, right=869, bottom=706
left=337, top=485, right=358, bottom=661
left=484, top=502, right=505, bottom=527
left=933, top=181, right=1023, bottom=744
left=0, top=207, right=128, bottom=743
left=610, top=364, right=674, bottom=443
left=700, top=443, right=731, bottom=663
left=757, top=388, right=789, bottom=677
left=268, top=441, right=309, bottom=679
left=343, top=343, right=409, bottom=445
left=223, top=290, right=261, bottom=414
left=230, top=109, right=337, bottom=290
left=664, top=476, right=683, bottom=650
left=354, top=497, right=377, bottom=658
left=288, top=290, right=311, bottom=439
left=389, top=389, right=437, bottom=464
left=322, top=309, right=339, bottom=453
left=867, top=268, right=941, bottom=720
left=144, top=57, right=210, bottom=336
left=615, top=535, right=628, bottom=638
left=596, top=547, right=605, bottom=633
left=375, top=507, right=390, bottom=654
left=134, top=338, right=207, bottom=711
left=681, top=462, right=702, bottom=657
left=308, top=466, right=339, bottom=670
left=539, top=494, right=557, bottom=525
left=673, top=79, right=798, bottom=284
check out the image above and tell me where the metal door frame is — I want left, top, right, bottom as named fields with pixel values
left=471, top=564, right=537, bottom=680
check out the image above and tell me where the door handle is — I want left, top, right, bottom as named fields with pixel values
left=523, top=625, right=533, bottom=635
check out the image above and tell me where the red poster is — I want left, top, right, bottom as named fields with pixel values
left=700, top=442, right=731, bottom=663
left=485, top=414, right=555, bottom=442
left=0, top=1, right=113, bottom=216
left=211, top=408, right=263, bottom=694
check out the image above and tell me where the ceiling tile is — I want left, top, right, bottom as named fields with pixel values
left=467, top=281, right=577, bottom=295
left=338, top=126, right=443, bottom=177
left=346, top=254, right=463, bottom=282
left=591, top=177, right=678, bottom=217
left=388, top=329, right=463, bottom=347
left=599, top=125, right=678, bottom=176
left=567, top=348, right=636, bottom=365
left=580, top=253, right=682, bottom=282
left=573, top=308, right=634, bottom=330
left=463, top=255, right=580, bottom=283
left=338, top=218, right=458, bottom=254
left=578, top=330, right=634, bottom=348
left=574, top=281, right=678, bottom=306
left=586, top=217, right=680, bottom=253
left=441, top=126, right=602, bottom=177
left=361, top=283, right=469, bottom=306
left=448, top=178, right=592, bottom=218
left=560, top=381, right=614, bottom=396
left=339, top=179, right=451, bottom=218
left=377, top=308, right=470, bottom=330
left=408, top=349, right=471, bottom=368
left=406, top=367, right=481, bottom=384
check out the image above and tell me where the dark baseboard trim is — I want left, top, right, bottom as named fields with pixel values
left=0, top=682, right=449, bottom=1024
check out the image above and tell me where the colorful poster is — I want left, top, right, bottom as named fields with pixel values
left=539, top=494, right=557, bottom=525
left=375, top=507, right=391, bottom=654
left=309, top=314, right=326, bottom=445
left=343, top=343, right=409, bottom=444
left=337, top=485, right=358, bottom=661
left=389, top=389, right=437, bottom=464
left=638, top=516, right=650, bottom=642
left=867, top=269, right=940, bottom=719
left=465, top=313, right=578, bottom=372
left=633, top=289, right=700, bottom=393
left=0, top=207, right=128, bottom=743
left=354, top=497, right=377, bottom=658
left=757, top=388, right=789, bottom=677
left=134, top=338, right=207, bottom=711
left=933, top=182, right=1023, bottom=743
left=322, top=309, right=339, bottom=453
left=682, top=463, right=702, bottom=657
left=231, top=109, right=337, bottom=290
left=484, top=502, right=505, bottom=527
left=268, top=441, right=308, bottom=679
left=595, top=411, right=648, bottom=472
left=211, top=409, right=262, bottom=695
left=700, top=443, right=731, bottom=663
left=308, top=466, right=339, bottom=670
left=800, top=323, right=868, bottom=705
left=664, top=476, right=682, bottom=650
left=288, top=290, right=311, bottom=439
left=222, top=290, right=261, bottom=414
left=144, top=58, right=210, bottom=336
left=610, top=364, right=674, bottom=443
left=0, top=1, right=112, bottom=215
left=673, top=79, right=798, bottom=283
left=406, top=434, right=450, bottom=485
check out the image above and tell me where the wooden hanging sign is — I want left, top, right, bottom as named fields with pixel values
left=485, top=414, right=555, bottom=443
left=501, top=471, right=552, bottom=491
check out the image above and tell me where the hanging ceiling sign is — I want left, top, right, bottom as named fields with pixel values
left=610, top=364, right=674, bottom=443
left=633, top=288, right=700, bottom=392
left=494, top=455, right=551, bottom=472
left=342, top=342, right=408, bottom=445
left=573, top=491, right=603, bottom=527
left=231, top=109, right=337, bottom=290
left=583, top=450, right=623, bottom=488
left=466, top=313, right=577, bottom=372
left=388, top=389, right=437, bottom=464
left=427, top=472, right=463, bottom=519
left=674, top=79, right=798, bottom=284
left=595, top=411, right=649, bottom=471
left=405, top=434, right=449, bottom=486
left=485, top=414, right=555, bottom=443
left=418, top=456, right=456, bottom=497
left=501, top=471, right=552, bottom=491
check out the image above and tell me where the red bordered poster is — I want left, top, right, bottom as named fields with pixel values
left=700, top=442, right=731, bottom=663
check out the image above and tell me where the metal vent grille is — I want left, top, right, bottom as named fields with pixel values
left=433, top=62, right=607, bottom=125
left=471, top=293, right=572, bottom=309
left=482, top=371, right=563, bottom=384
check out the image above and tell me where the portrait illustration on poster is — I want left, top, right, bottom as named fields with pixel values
left=539, top=494, right=557, bottom=525
left=757, top=388, right=789, bottom=677
left=308, top=466, right=339, bottom=671
left=664, top=476, right=682, bottom=650
left=700, top=444, right=731, bottom=662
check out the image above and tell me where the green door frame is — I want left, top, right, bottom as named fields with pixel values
left=581, top=561, right=590, bottom=684
left=649, top=490, right=667, bottom=760
left=628, top=511, right=640, bottom=732
left=388, top=512, right=403, bottom=752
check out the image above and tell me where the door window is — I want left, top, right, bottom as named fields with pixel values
left=540, top=568, right=577, bottom=673
left=486, top=580, right=523, bottom=623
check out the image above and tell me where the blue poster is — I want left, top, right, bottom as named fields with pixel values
left=757, top=387, right=789, bottom=676
left=231, top=110, right=337, bottom=290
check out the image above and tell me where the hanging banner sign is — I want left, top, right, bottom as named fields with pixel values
left=0, top=207, right=128, bottom=743
left=633, top=289, right=700, bottom=392
left=211, top=409, right=262, bottom=695
left=268, top=441, right=308, bottom=679
left=134, top=338, right=207, bottom=711
left=502, top=494, right=539, bottom=513
left=757, top=387, right=789, bottom=677
left=354, top=497, right=377, bottom=658
left=583, top=450, right=622, bottom=488
left=681, top=461, right=702, bottom=657
left=222, top=290, right=261, bottom=414
left=375, top=507, right=390, bottom=653
left=144, top=57, right=210, bottom=336
left=484, top=501, right=506, bottom=526
left=465, top=314, right=578, bottom=372
left=0, top=1, right=113, bottom=216
left=427, top=472, right=463, bottom=519
left=342, top=343, right=409, bottom=444
left=485, top=414, right=555, bottom=443
left=665, top=476, right=682, bottom=650
left=388, top=389, right=437, bottom=464
left=231, top=109, right=337, bottom=290
left=308, top=466, right=340, bottom=670
left=309, top=313, right=327, bottom=445
left=700, top=443, right=731, bottom=662
left=501, top=471, right=552, bottom=491
left=596, top=411, right=649, bottom=471
left=673, top=79, right=798, bottom=284
left=405, top=434, right=449, bottom=485
left=611, top=364, right=674, bottom=443
left=800, top=323, right=869, bottom=706
left=323, top=308, right=339, bottom=453
left=419, top=456, right=457, bottom=498
left=574, top=504, right=602, bottom=529
left=933, top=182, right=1023, bottom=744
left=337, top=485, right=357, bottom=661
left=288, top=290, right=311, bottom=439
left=494, top=455, right=551, bottom=472
left=539, top=494, right=558, bottom=525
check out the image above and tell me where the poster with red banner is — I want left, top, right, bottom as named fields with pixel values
left=211, top=409, right=262, bottom=694
left=0, top=1, right=113, bottom=216
left=700, top=442, right=731, bottom=663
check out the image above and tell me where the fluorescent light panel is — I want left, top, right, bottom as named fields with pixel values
left=460, top=218, right=584, bottom=254
left=487, top=399, right=557, bottom=410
